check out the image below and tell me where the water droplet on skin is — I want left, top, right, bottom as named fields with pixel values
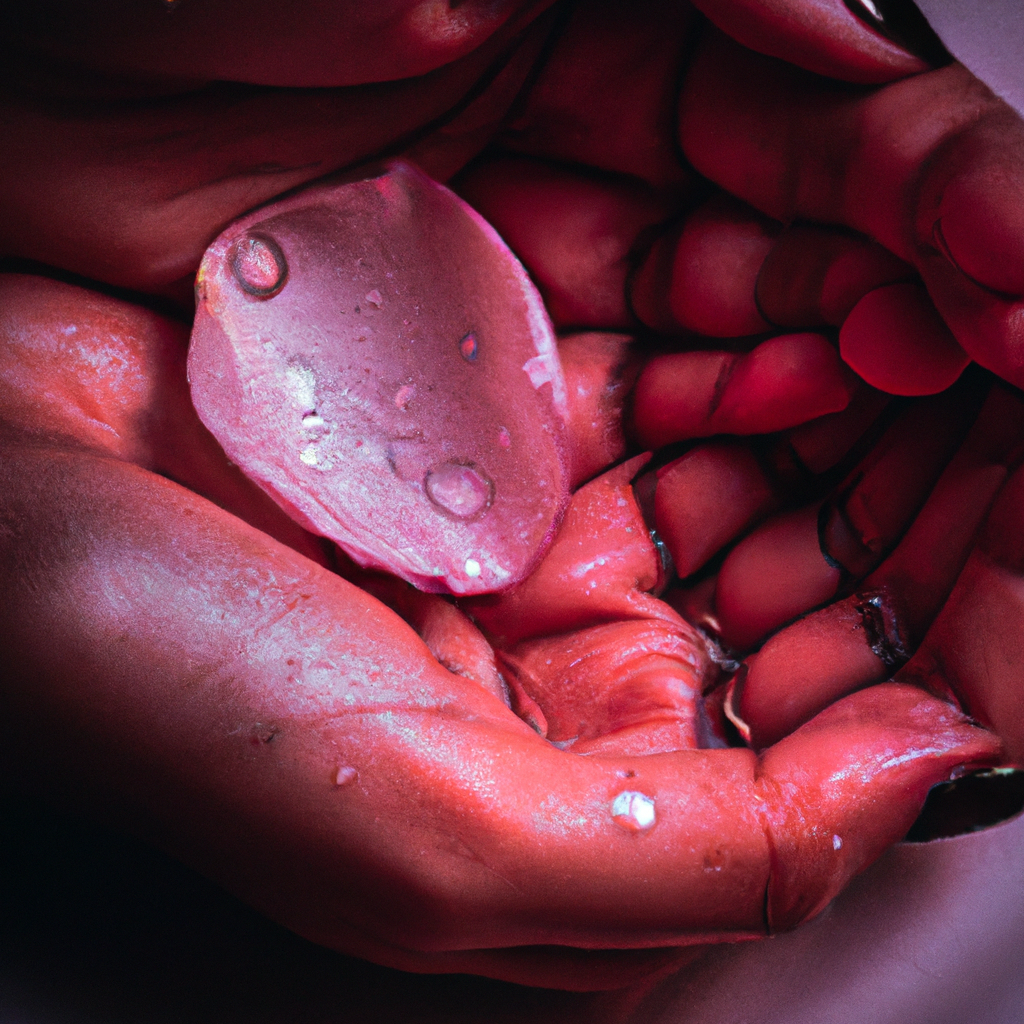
left=425, top=462, right=494, bottom=519
left=611, top=791, right=656, bottom=832
left=464, top=558, right=482, bottom=578
left=460, top=332, right=478, bottom=361
left=232, top=235, right=287, bottom=297
left=365, top=289, right=383, bottom=307
left=832, top=834, right=843, bottom=850
left=335, top=766, right=358, bottom=787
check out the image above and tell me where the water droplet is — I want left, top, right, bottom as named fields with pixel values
left=302, top=412, right=324, bottom=428
left=832, top=834, right=843, bottom=850
left=231, top=235, right=287, bottom=297
left=394, top=384, right=416, bottom=410
left=335, top=766, right=358, bottom=787
left=611, top=791, right=656, bottom=832
left=300, top=446, right=319, bottom=466
left=425, top=461, right=494, bottom=519
left=460, top=332, right=478, bottom=362
left=464, top=558, right=482, bottom=578
left=365, top=289, right=383, bottom=307
left=497, top=426, right=511, bottom=448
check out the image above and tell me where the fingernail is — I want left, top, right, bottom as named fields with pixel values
left=723, top=666, right=753, bottom=747
left=632, top=469, right=676, bottom=596
left=844, top=0, right=951, bottom=65
left=854, top=588, right=909, bottom=672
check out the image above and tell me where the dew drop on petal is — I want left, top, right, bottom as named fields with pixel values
left=611, top=791, right=656, bottom=832
left=232, top=235, right=287, bottom=297
left=497, top=426, right=511, bottom=448
left=425, top=461, right=494, bottom=519
left=460, top=331, right=478, bottom=362
left=365, top=289, right=383, bottom=307
left=335, top=766, right=358, bottom=787
left=832, top=834, right=843, bottom=850
left=464, top=558, right=482, bottom=578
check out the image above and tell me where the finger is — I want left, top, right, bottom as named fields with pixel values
left=631, top=203, right=916, bottom=341
left=630, top=193, right=780, bottom=337
left=0, top=8, right=555, bottom=299
left=469, top=452, right=712, bottom=757
left=899, top=458, right=1024, bottom=764
left=557, top=331, right=637, bottom=488
left=348, top=570, right=508, bottom=703
left=631, top=332, right=858, bottom=448
left=1, top=0, right=554, bottom=88
left=817, top=379, right=982, bottom=580
left=755, top=224, right=914, bottom=328
left=757, top=684, right=999, bottom=930
left=465, top=454, right=672, bottom=646
left=2, top=436, right=998, bottom=986
left=497, top=0, right=698, bottom=189
left=839, top=281, right=971, bottom=395
left=734, top=382, right=1024, bottom=747
left=454, top=154, right=677, bottom=329
left=680, top=33, right=1024, bottom=389
left=497, top=617, right=707, bottom=755
left=0, top=273, right=329, bottom=566
left=781, top=382, right=891, bottom=475
left=913, top=105, right=1024, bottom=388
left=714, top=500, right=841, bottom=652
left=665, top=574, right=723, bottom=640
left=651, top=442, right=781, bottom=579
left=713, top=381, right=980, bottom=650
left=687, top=0, right=930, bottom=83
left=640, top=390, right=896, bottom=594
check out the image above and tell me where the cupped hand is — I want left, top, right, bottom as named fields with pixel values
left=1, top=0, right=1022, bottom=993
left=0, top=274, right=998, bottom=991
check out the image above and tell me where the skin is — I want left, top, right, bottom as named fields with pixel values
left=2, top=0, right=1024, bottom=993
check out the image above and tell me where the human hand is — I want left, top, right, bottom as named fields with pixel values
left=454, top=0, right=1024, bottom=767
left=0, top=265, right=998, bottom=993
left=1, top=0, right=1022, bottom=993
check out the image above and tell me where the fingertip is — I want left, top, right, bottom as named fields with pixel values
left=839, top=282, right=971, bottom=395
left=688, top=0, right=930, bottom=85
left=761, top=683, right=1001, bottom=930
left=929, top=112, right=1024, bottom=299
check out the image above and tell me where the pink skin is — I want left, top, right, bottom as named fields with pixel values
left=0, top=272, right=1001, bottom=991
left=840, top=282, right=971, bottom=396
left=3, top=0, right=1024, bottom=996
left=631, top=332, right=860, bottom=448
left=0, top=0, right=557, bottom=89
left=454, top=155, right=679, bottom=330
left=631, top=194, right=781, bottom=338
left=711, top=379, right=980, bottom=650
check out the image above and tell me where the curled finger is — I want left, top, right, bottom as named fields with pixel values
left=734, top=381, right=1024, bottom=747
